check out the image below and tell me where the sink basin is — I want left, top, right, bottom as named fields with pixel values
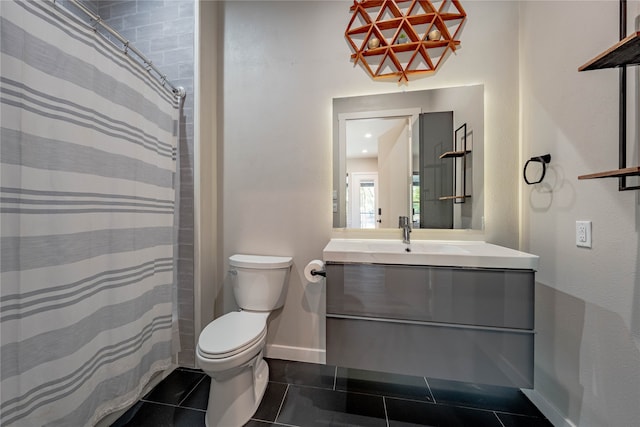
left=323, top=239, right=539, bottom=270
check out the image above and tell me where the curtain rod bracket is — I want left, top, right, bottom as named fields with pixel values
left=174, top=87, right=186, bottom=99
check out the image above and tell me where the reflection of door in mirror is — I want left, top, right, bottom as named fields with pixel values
left=348, top=172, right=378, bottom=229
left=345, top=117, right=412, bottom=229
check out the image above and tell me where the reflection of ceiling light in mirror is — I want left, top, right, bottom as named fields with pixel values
left=364, top=133, right=372, bottom=138
left=362, top=149, right=368, bottom=153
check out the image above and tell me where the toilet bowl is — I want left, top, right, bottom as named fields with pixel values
left=196, top=254, right=292, bottom=427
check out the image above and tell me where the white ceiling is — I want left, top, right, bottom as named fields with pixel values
left=346, top=117, right=408, bottom=159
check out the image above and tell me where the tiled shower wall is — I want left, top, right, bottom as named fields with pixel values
left=72, top=0, right=196, bottom=366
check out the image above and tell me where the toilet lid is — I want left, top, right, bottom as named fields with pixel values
left=198, top=311, right=267, bottom=359
left=229, top=254, right=293, bottom=269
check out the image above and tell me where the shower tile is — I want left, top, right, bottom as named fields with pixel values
left=150, top=36, right=180, bottom=53
left=117, top=28, right=137, bottom=43
left=177, top=350, right=195, bottom=368
left=123, top=12, right=152, bottom=30
left=109, top=401, right=205, bottom=427
left=385, top=397, right=503, bottom=427
left=133, top=40, right=151, bottom=56
left=161, top=47, right=194, bottom=66
left=177, top=258, right=194, bottom=275
left=136, top=22, right=163, bottom=40
left=179, top=2, right=195, bottom=18
left=427, top=377, right=544, bottom=417
left=163, top=17, right=195, bottom=36
left=266, top=358, right=335, bottom=390
left=107, top=2, right=136, bottom=19
left=335, top=367, right=433, bottom=402
left=100, top=15, right=123, bottom=30
left=179, top=216, right=194, bottom=230
left=178, top=243, right=194, bottom=261
left=179, top=32, right=194, bottom=49
left=179, top=63, right=194, bottom=79
left=148, top=3, right=180, bottom=23
left=276, top=385, right=386, bottom=427
left=142, top=368, right=205, bottom=406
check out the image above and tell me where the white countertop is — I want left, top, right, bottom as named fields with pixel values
left=323, top=239, right=539, bottom=270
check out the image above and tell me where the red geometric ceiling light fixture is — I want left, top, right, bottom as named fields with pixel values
left=345, top=0, right=467, bottom=83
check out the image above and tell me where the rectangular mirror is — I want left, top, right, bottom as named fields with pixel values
left=332, top=85, right=484, bottom=230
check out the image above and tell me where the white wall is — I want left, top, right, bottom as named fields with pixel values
left=217, top=0, right=520, bottom=362
left=519, top=1, right=640, bottom=426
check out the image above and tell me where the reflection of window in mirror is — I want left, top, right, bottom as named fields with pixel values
left=358, top=180, right=376, bottom=229
left=412, top=173, right=420, bottom=227
left=348, top=172, right=378, bottom=229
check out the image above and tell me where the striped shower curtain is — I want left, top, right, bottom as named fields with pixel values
left=1, top=1, right=181, bottom=426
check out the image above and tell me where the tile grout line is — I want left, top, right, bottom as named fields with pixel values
left=120, top=360, right=554, bottom=426
left=423, top=377, right=436, bottom=404
left=382, top=396, right=390, bottom=427
left=137, top=399, right=206, bottom=413
left=176, top=374, right=207, bottom=407
left=273, top=383, right=290, bottom=424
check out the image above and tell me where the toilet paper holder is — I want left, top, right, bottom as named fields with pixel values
left=304, top=259, right=326, bottom=283
left=310, top=269, right=326, bottom=277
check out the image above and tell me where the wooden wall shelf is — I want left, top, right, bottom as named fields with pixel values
left=577, top=1, right=639, bottom=190
left=579, top=31, right=640, bottom=71
left=345, top=0, right=467, bottom=82
left=578, top=166, right=640, bottom=180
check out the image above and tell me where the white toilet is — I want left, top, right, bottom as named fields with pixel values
left=196, top=254, right=293, bottom=427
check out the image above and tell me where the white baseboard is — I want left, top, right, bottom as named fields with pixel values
left=265, top=344, right=326, bottom=364
left=521, top=389, right=577, bottom=427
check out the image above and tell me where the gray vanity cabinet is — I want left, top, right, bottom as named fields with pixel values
left=325, top=262, right=535, bottom=388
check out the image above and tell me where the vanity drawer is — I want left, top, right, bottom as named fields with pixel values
left=326, top=263, right=534, bottom=330
left=326, top=316, right=534, bottom=388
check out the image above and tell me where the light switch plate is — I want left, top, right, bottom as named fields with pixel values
left=576, top=221, right=592, bottom=248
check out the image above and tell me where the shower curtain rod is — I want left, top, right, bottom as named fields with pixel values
left=54, top=0, right=186, bottom=99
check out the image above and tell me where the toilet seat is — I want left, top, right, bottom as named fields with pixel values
left=198, top=311, right=267, bottom=360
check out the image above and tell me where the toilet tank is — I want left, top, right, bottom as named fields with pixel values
left=229, top=254, right=293, bottom=311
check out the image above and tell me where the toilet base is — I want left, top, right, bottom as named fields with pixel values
left=204, top=355, right=269, bottom=427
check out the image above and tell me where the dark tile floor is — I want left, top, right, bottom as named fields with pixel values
left=111, top=358, right=553, bottom=427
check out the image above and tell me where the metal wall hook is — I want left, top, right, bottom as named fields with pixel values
left=310, top=269, right=326, bottom=277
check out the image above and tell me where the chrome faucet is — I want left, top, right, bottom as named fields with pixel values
left=398, top=216, right=411, bottom=244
